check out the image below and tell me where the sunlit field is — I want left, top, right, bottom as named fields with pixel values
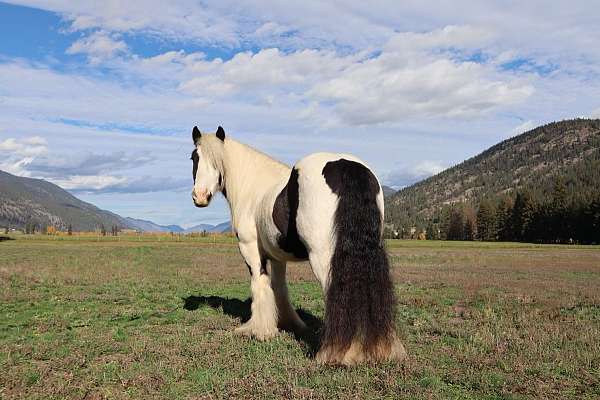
left=1, top=235, right=599, bottom=399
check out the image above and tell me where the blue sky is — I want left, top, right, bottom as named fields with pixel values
left=1, top=1, right=599, bottom=227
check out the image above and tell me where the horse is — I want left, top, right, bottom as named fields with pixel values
left=190, top=126, right=406, bottom=365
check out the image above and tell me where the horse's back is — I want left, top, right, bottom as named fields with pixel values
left=294, top=152, right=384, bottom=211
left=260, top=152, right=383, bottom=263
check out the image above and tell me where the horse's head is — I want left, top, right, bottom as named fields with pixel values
left=191, top=125, right=226, bottom=207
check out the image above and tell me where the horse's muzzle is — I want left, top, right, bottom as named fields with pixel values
left=192, top=191, right=212, bottom=207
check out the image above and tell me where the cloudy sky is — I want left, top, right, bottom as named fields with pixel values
left=1, top=1, right=599, bottom=227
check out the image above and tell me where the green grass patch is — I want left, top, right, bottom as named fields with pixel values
left=1, top=237, right=599, bottom=399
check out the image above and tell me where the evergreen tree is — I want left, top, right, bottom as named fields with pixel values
left=588, top=194, right=600, bottom=244
left=532, top=203, right=552, bottom=243
left=551, top=177, right=569, bottom=242
left=512, top=190, right=537, bottom=242
left=426, top=222, right=439, bottom=240
left=447, top=207, right=465, bottom=240
left=477, top=199, right=497, bottom=241
left=496, top=196, right=513, bottom=241
left=463, top=205, right=477, bottom=241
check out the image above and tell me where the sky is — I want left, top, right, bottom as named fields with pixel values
left=1, top=1, right=599, bottom=227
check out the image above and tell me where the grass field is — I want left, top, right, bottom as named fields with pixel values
left=1, top=236, right=599, bottom=399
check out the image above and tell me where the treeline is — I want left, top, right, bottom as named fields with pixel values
left=4, top=222, right=124, bottom=236
left=424, top=178, right=600, bottom=244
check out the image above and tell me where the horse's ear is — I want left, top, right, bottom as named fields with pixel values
left=192, top=126, right=201, bottom=144
left=216, top=126, right=225, bottom=142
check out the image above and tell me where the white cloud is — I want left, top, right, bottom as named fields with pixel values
left=507, top=120, right=538, bottom=139
left=106, top=39, right=534, bottom=125
left=49, top=175, right=128, bottom=191
left=1, top=38, right=536, bottom=131
left=177, top=48, right=362, bottom=97
left=412, top=160, right=446, bottom=178
left=27, top=151, right=154, bottom=178
left=45, top=175, right=189, bottom=193
left=591, top=108, right=600, bottom=118
left=8, top=1, right=600, bottom=69
left=252, top=22, right=292, bottom=39
left=384, top=25, right=494, bottom=54
left=0, top=136, right=48, bottom=157
left=0, top=61, right=203, bottom=131
left=0, top=136, right=48, bottom=175
left=66, top=31, right=128, bottom=64
left=385, top=160, right=446, bottom=188
left=311, top=55, right=533, bottom=125
left=9, top=0, right=240, bottom=45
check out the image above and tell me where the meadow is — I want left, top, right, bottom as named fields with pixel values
left=1, top=235, right=599, bottom=399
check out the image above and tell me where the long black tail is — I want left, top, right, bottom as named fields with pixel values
left=320, top=159, right=400, bottom=363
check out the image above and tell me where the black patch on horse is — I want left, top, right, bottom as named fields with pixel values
left=322, top=158, right=380, bottom=197
left=219, top=174, right=227, bottom=199
left=321, top=159, right=396, bottom=358
left=260, top=257, right=268, bottom=275
left=272, top=168, right=308, bottom=259
left=191, top=149, right=199, bottom=182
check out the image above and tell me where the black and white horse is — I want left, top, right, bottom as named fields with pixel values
left=190, top=126, right=406, bottom=365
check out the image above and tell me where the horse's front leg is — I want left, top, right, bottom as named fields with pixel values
left=235, top=241, right=278, bottom=341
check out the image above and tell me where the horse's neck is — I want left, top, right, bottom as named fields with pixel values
left=222, top=140, right=290, bottom=227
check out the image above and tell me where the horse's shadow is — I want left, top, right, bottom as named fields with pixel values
left=0, top=236, right=14, bottom=242
left=182, top=295, right=322, bottom=356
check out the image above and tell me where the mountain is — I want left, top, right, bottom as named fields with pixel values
left=124, top=217, right=184, bottom=233
left=185, top=221, right=232, bottom=233
left=0, top=169, right=131, bottom=231
left=0, top=169, right=234, bottom=234
left=381, top=185, right=397, bottom=197
left=385, top=118, right=600, bottom=227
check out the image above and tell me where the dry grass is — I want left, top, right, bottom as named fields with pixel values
left=1, top=237, right=599, bottom=399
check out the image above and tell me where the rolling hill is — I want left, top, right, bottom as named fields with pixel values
left=123, top=219, right=233, bottom=233
left=184, top=221, right=232, bottom=233
left=385, top=118, right=600, bottom=227
left=0, top=169, right=131, bottom=232
left=124, top=217, right=184, bottom=233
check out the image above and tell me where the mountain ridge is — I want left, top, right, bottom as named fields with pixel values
left=385, top=118, right=600, bottom=228
left=0, top=169, right=131, bottom=232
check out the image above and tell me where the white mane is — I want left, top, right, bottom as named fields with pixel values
left=199, top=135, right=290, bottom=227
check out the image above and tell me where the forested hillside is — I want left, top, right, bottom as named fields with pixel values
left=385, top=119, right=600, bottom=243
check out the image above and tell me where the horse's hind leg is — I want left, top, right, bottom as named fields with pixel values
left=235, top=241, right=278, bottom=341
left=270, top=260, right=306, bottom=332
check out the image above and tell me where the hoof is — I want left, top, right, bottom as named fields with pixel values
left=317, top=335, right=407, bottom=366
left=234, top=321, right=278, bottom=341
